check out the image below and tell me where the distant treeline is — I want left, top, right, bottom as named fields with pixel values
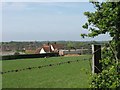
left=1, top=41, right=109, bottom=52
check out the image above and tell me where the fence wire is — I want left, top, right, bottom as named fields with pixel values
left=1, top=58, right=90, bottom=75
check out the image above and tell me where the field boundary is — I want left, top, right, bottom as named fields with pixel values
left=1, top=58, right=89, bottom=74
left=1, top=53, right=59, bottom=60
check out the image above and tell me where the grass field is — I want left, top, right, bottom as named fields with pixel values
left=2, top=55, right=92, bottom=88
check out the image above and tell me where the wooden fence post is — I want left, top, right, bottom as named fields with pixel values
left=92, top=44, right=102, bottom=74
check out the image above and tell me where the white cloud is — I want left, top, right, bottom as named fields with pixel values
left=2, top=0, right=90, bottom=2
left=57, top=11, right=63, bottom=15
left=2, top=2, right=28, bottom=11
left=37, top=2, right=82, bottom=9
left=1, top=0, right=117, bottom=3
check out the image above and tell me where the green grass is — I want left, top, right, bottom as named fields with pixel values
left=2, top=55, right=92, bottom=88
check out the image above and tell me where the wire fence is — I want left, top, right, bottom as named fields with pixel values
left=1, top=58, right=91, bottom=75
left=1, top=48, right=101, bottom=75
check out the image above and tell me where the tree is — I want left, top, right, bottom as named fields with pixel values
left=82, top=1, right=120, bottom=60
left=67, top=41, right=74, bottom=51
left=81, top=0, right=120, bottom=88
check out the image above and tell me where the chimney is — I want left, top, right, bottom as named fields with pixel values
left=54, top=42, right=56, bottom=44
left=47, top=42, right=50, bottom=46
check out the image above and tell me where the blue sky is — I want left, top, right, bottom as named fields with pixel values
left=2, top=2, right=111, bottom=41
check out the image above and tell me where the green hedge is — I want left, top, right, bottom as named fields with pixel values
left=2, top=53, right=59, bottom=60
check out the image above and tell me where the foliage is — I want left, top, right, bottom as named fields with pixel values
left=90, top=44, right=120, bottom=88
left=66, top=41, right=74, bottom=50
left=82, top=1, right=120, bottom=38
left=82, top=1, right=120, bottom=59
left=82, top=1, right=120, bottom=88
left=14, top=52, right=20, bottom=55
left=1, top=41, right=107, bottom=52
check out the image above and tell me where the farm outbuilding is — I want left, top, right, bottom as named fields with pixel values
left=34, top=43, right=64, bottom=54
left=34, top=45, right=51, bottom=54
left=59, top=49, right=81, bottom=56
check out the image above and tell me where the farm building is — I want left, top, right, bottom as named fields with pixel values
left=59, top=48, right=91, bottom=56
left=59, top=49, right=81, bottom=56
left=34, top=45, right=51, bottom=54
left=34, top=43, right=64, bottom=54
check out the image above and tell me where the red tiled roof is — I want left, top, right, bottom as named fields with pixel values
left=34, top=43, right=64, bottom=54
left=43, top=45, right=52, bottom=52
left=51, top=44, right=64, bottom=50
left=34, top=45, right=52, bottom=54
left=34, top=48, right=41, bottom=54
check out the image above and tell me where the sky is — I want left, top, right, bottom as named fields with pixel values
left=1, top=2, right=112, bottom=42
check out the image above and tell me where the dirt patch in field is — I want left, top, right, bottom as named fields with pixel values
left=64, top=54, right=80, bottom=57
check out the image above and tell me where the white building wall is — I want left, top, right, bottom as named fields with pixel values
left=40, top=48, right=46, bottom=54
left=51, top=45, right=54, bottom=51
